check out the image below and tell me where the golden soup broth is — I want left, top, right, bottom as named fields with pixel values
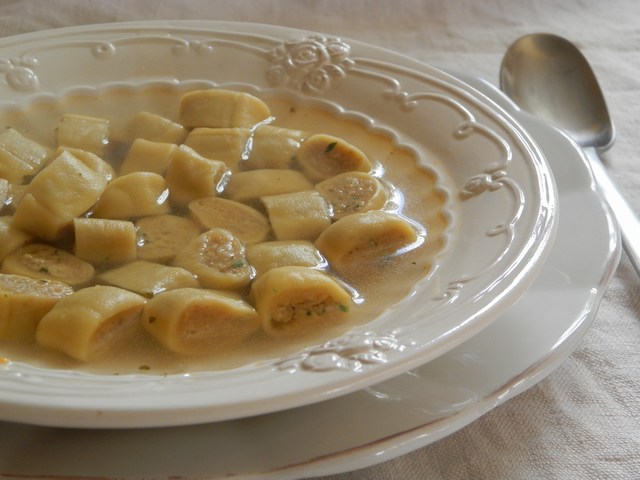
left=0, top=85, right=449, bottom=374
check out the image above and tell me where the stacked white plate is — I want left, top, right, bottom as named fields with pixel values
left=0, top=21, right=619, bottom=479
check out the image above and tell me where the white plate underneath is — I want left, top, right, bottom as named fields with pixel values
left=0, top=75, right=620, bottom=480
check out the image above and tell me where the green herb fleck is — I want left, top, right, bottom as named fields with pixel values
left=138, top=365, right=151, bottom=371
left=39, top=267, right=49, bottom=273
left=325, top=141, right=338, bottom=153
left=339, top=304, right=349, bottom=313
left=231, top=260, right=245, bottom=269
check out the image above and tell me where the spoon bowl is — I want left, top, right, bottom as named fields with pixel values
left=500, top=33, right=615, bottom=150
left=500, top=33, right=640, bottom=276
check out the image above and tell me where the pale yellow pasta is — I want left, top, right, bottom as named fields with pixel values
left=57, top=113, right=110, bottom=156
left=296, top=133, right=371, bottom=181
left=128, top=111, right=188, bottom=144
left=0, top=273, right=73, bottom=341
left=0, top=128, right=49, bottom=183
left=224, top=168, right=313, bottom=204
left=74, top=218, right=137, bottom=266
left=165, top=144, right=229, bottom=207
left=246, top=240, right=326, bottom=278
left=36, top=285, right=146, bottom=362
left=135, top=214, right=202, bottom=264
left=52, top=147, right=116, bottom=182
left=315, top=171, right=389, bottom=219
left=92, top=171, right=171, bottom=219
left=12, top=150, right=108, bottom=240
left=173, top=228, right=252, bottom=290
left=141, top=288, right=260, bottom=355
left=243, top=125, right=307, bottom=170
left=262, top=190, right=331, bottom=241
left=0, top=216, right=33, bottom=262
left=1, top=243, right=95, bottom=287
left=180, top=89, right=271, bottom=128
left=188, top=197, right=270, bottom=244
left=315, top=210, right=418, bottom=270
left=97, top=260, right=199, bottom=297
left=119, top=138, right=178, bottom=176
left=250, top=266, right=352, bottom=336
left=183, top=127, right=250, bottom=172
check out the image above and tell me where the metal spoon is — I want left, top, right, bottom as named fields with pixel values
left=500, top=33, right=640, bottom=276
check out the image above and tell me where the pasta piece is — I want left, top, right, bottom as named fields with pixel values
left=128, top=111, right=187, bottom=144
left=173, top=228, right=252, bottom=290
left=0, top=128, right=49, bottom=183
left=0, top=216, right=33, bottom=262
left=74, top=218, right=137, bottom=266
left=52, top=147, right=116, bottom=182
left=141, top=288, right=260, bottom=355
left=246, top=240, right=326, bottom=278
left=97, top=260, right=198, bottom=297
left=1, top=243, right=95, bottom=287
left=315, top=171, right=388, bottom=219
left=35, top=285, right=146, bottom=362
left=165, top=145, right=229, bottom=207
left=250, top=266, right=352, bottom=336
left=262, top=190, right=331, bottom=241
left=244, top=125, right=307, bottom=170
left=0, top=273, right=73, bottom=341
left=296, top=133, right=371, bottom=181
left=119, top=139, right=178, bottom=176
left=12, top=150, right=108, bottom=240
left=180, top=89, right=271, bottom=128
left=135, top=214, right=202, bottom=264
left=188, top=197, right=270, bottom=244
left=315, top=210, right=419, bottom=270
left=57, top=113, right=110, bottom=156
left=224, top=169, right=313, bottom=204
left=92, top=171, right=171, bottom=219
left=183, top=127, right=250, bottom=172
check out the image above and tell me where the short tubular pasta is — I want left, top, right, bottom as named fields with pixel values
left=262, top=190, right=331, bottom=241
left=246, top=240, right=327, bottom=278
left=35, top=285, right=146, bottom=362
left=243, top=125, right=307, bottom=170
left=1, top=243, right=95, bottom=287
left=135, top=214, right=202, bottom=264
left=74, top=218, right=137, bottom=266
left=141, top=288, right=260, bottom=355
left=250, top=266, right=352, bottom=336
left=92, top=171, right=171, bottom=219
left=224, top=168, right=313, bottom=204
left=315, top=210, right=420, bottom=270
left=165, top=145, right=229, bottom=207
left=172, top=228, right=253, bottom=290
left=183, top=127, right=250, bottom=172
left=315, top=171, right=389, bottom=219
left=188, top=197, right=270, bottom=245
left=13, top=150, right=108, bottom=240
left=97, top=260, right=199, bottom=297
left=296, top=133, right=372, bottom=182
left=179, top=89, right=271, bottom=128
left=0, top=273, right=73, bottom=341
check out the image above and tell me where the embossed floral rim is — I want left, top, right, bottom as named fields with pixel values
left=0, top=21, right=557, bottom=428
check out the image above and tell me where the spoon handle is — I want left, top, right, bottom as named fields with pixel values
left=585, top=147, right=640, bottom=276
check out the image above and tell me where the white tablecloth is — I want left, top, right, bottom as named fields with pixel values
left=0, top=1, right=638, bottom=478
